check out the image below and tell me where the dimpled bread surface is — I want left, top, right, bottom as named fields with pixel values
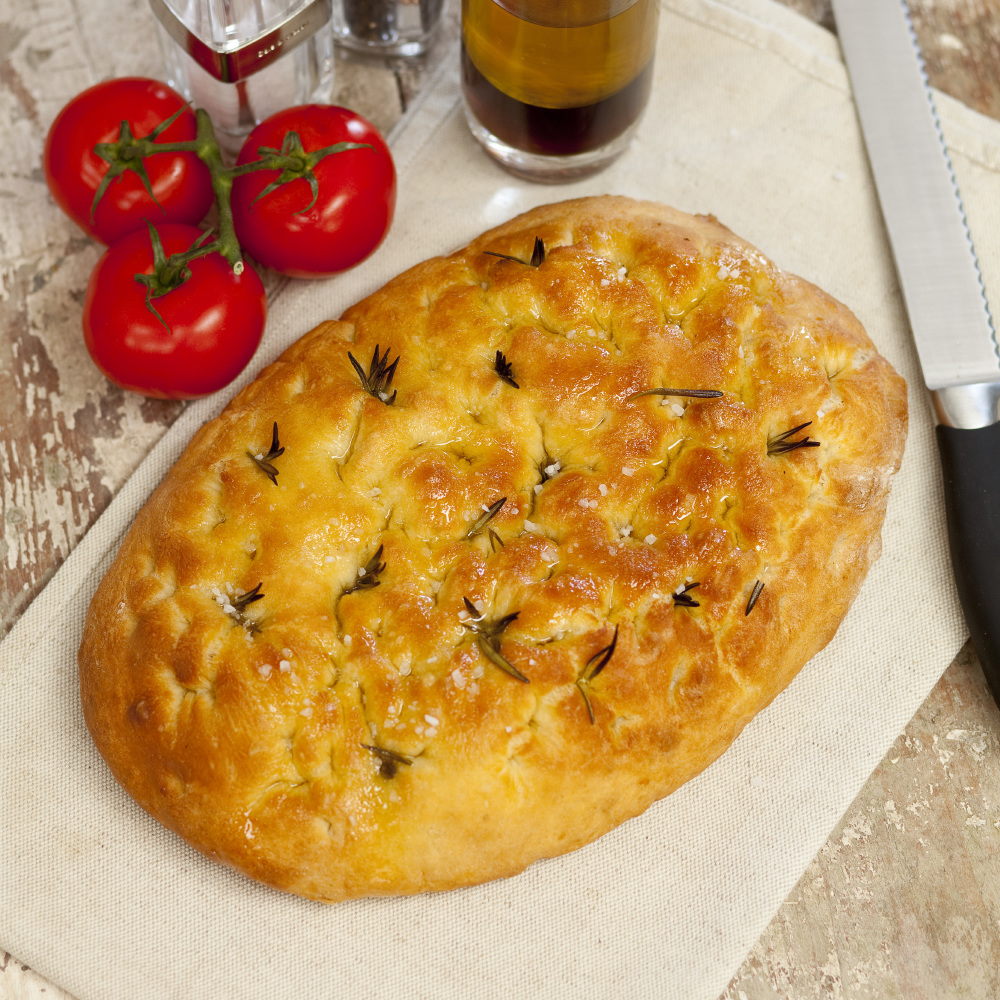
left=79, top=195, right=907, bottom=902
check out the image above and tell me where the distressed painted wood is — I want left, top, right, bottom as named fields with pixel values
left=1, top=1, right=999, bottom=998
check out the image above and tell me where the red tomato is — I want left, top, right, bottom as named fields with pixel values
left=44, top=78, right=214, bottom=245
left=82, top=224, right=267, bottom=399
left=231, top=105, right=396, bottom=278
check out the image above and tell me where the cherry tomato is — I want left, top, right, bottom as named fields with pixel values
left=231, top=105, right=396, bottom=278
left=82, top=224, right=267, bottom=399
left=44, top=78, right=214, bottom=245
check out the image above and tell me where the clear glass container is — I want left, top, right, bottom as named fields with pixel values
left=461, top=0, right=659, bottom=181
left=331, top=0, right=444, bottom=57
left=151, top=0, right=336, bottom=155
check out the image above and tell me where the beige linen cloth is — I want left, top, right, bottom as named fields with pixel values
left=3, top=1, right=998, bottom=997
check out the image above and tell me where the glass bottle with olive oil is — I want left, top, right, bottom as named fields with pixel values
left=461, top=0, right=659, bottom=180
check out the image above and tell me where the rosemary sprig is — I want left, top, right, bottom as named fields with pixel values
left=461, top=597, right=527, bottom=682
left=484, top=236, right=546, bottom=268
left=348, top=344, right=399, bottom=404
left=247, top=422, right=284, bottom=485
left=361, top=743, right=413, bottom=779
left=231, top=581, right=265, bottom=614
left=745, top=580, right=765, bottom=615
left=467, top=497, right=506, bottom=540
left=344, top=544, right=386, bottom=595
left=494, top=350, right=519, bottom=388
left=767, top=422, right=820, bottom=456
left=576, top=626, right=619, bottom=723
left=221, top=581, right=266, bottom=632
left=529, top=236, right=545, bottom=267
left=626, top=387, right=724, bottom=402
left=672, top=582, right=700, bottom=608
left=488, top=528, right=504, bottom=552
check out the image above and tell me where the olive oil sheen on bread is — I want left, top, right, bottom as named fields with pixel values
left=461, top=0, right=658, bottom=158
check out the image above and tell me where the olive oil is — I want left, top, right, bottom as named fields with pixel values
left=461, top=0, right=658, bottom=158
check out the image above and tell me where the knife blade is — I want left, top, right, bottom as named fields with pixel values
left=830, top=0, right=1000, bottom=704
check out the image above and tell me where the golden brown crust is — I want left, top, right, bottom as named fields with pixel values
left=79, top=195, right=907, bottom=902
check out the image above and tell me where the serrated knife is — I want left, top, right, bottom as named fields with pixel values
left=830, top=0, right=1000, bottom=704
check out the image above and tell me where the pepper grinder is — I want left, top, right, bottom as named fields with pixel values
left=149, top=0, right=335, bottom=154
left=332, top=0, right=444, bottom=57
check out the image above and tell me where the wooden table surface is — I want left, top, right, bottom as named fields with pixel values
left=2, top=0, right=999, bottom=997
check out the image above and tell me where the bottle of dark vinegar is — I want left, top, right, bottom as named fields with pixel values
left=461, top=0, right=659, bottom=158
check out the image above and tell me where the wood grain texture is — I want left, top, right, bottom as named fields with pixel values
left=2, top=0, right=999, bottom=997
left=722, top=641, right=1000, bottom=999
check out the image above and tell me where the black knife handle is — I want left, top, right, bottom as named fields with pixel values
left=935, top=422, right=1000, bottom=703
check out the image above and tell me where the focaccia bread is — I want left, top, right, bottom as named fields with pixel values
left=79, top=195, right=907, bottom=902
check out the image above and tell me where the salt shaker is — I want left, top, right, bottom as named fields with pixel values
left=149, top=0, right=336, bottom=154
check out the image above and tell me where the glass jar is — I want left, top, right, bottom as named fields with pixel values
left=461, top=0, right=659, bottom=181
left=331, top=0, right=444, bottom=57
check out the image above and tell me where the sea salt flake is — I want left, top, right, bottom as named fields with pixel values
left=671, top=403, right=685, bottom=416
left=534, top=484, right=543, bottom=494
left=598, top=484, right=608, bottom=496
left=279, top=660, right=291, bottom=672
left=473, top=600, right=485, bottom=613
left=258, top=664, right=273, bottom=679
left=622, top=466, right=634, bottom=477
left=300, top=706, right=313, bottom=718
left=620, top=525, right=633, bottom=537
left=644, top=534, right=658, bottom=545
left=343, top=634, right=352, bottom=646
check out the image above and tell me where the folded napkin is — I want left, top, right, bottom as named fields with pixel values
left=4, top=1, right=997, bottom=997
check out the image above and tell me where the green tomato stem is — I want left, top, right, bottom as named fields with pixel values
left=192, top=110, right=243, bottom=272
left=100, top=105, right=372, bottom=283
